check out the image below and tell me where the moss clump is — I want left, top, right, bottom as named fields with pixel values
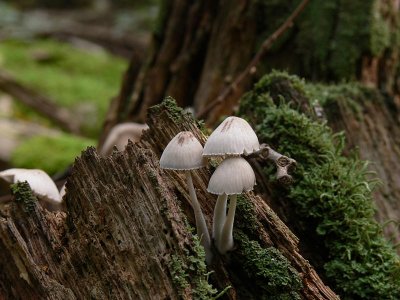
left=11, top=133, right=95, bottom=175
left=149, top=97, right=208, bottom=133
left=233, top=232, right=302, bottom=300
left=10, top=181, right=37, bottom=212
left=148, top=96, right=185, bottom=124
left=238, top=72, right=400, bottom=299
left=168, top=235, right=218, bottom=299
left=229, top=196, right=302, bottom=299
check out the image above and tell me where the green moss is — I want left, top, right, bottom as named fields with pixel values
left=254, top=1, right=399, bottom=81
left=10, top=181, right=37, bottom=212
left=370, top=1, right=391, bottom=56
left=149, top=96, right=186, bottom=123
left=295, top=1, right=338, bottom=77
left=0, top=39, right=126, bottom=137
left=233, top=232, right=302, bottom=300
left=238, top=72, right=400, bottom=299
left=149, top=97, right=207, bottom=134
left=168, top=235, right=219, bottom=299
left=235, top=195, right=259, bottom=236
left=11, top=133, right=95, bottom=175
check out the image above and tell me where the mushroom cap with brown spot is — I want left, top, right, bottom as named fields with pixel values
left=160, top=131, right=205, bottom=170
left=203, top=116, right=260, bottom=157
left=207, top=157, right=256, bottom=195
left=0, top=168, right=62, bottom=204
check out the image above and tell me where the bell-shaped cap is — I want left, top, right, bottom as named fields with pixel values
left=99, top=122, right=149, bottom=156
left=207, top=157, right=256, bottom=195
left=203, top=116, right=260, bottom=157
left=160, top=131, right=205, bottom=170
left=0, top=168, right=62, bottom=204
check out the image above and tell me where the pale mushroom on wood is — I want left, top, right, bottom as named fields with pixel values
left=0, top=168, right=62, bottom=207
left=203, top=116, right=260, bottom=157
left=99, top=122, right=149, bottom=156
left=207, top=157, right=256, bottom=254
left=160, top=131, right=212, bottom=263
left=203, top=116, right=260, bottom=250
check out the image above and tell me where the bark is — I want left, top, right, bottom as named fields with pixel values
left=324, top=91, right=400, bottom=245
left=0, top=100, right=337, bottom=299
left=107, top=0, right=400, bottom=127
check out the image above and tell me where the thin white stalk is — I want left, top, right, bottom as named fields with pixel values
left=218, top=194, right=237, bottom=254
left=185, top=171, right=212, bottom=264
left=212, top=194, right=228, bottom=241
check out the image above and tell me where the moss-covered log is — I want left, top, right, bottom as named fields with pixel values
left=238, top=72, right=400, bottom=299
left=0, top=99, right=337, bottom=299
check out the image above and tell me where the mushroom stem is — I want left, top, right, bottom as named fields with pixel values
left=212, top=194, right=228, bottom=241
left=185, top=171, right=212, bottom=263
left=218, top=194, right=237, bottom=254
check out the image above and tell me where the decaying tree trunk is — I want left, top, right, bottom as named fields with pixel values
left=0, top=100, right=338, bottom=299
left=105, top=0, right=400, bottom=128
left=323, top=90, right=400, bottom=245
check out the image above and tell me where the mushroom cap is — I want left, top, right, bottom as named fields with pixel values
left=0, top=168, right=62, bottom=204
left=207, top=157, right=256, bottom=195
left=203, top=116, right=260, bottom=157
left=160, top=131, right=205, bottom=170
left=100, top=122, right=149, bottom=156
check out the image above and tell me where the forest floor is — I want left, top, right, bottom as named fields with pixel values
left=0, top=1, right=157, bottom=176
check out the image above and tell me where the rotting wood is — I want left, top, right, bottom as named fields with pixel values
left=0, top=99, right=338, bottom=299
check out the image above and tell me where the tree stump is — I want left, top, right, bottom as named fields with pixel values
left=0, top=99, right=337, bottom=299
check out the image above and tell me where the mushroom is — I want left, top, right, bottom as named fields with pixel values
left=203, top=116, right=260, bottom=157
left=0, top=168, right=62, bottom=206
left=99, top=122, right=149, bottom=156
left=207, top=157, right=256, bottom=254
left=160, top=131, right=212, bottom=263
left=203, top=116, right=259, bottom=251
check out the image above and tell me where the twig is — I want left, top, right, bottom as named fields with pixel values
left=196, top=0, right=310, bottom=120
left=244, top=144, right=297, bottom=186
left=0, top=70, right=81, bottom=135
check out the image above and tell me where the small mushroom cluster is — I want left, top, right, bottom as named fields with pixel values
left=160, top=116, right=296, bottom=262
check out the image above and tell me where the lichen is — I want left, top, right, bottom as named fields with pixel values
left=238, top=71, right=400, bottom=299
left=10, top=181, right=37, bottom=213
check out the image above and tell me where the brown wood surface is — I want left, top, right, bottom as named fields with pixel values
left=0, top=101, right=337, bottom=299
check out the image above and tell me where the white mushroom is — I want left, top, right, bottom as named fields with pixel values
left=203, top=116, right=260, bottom=157
left=0, top=168, right=61, bottom=205
left=99, top=122, right=149, bottom=156
left=59, top=183, right=67, bottom=199
left=203, top=116, right=259, bottom=251
left=207, top=157, right=256, bottom=254
left=160, top=131, right=212, bottom=263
